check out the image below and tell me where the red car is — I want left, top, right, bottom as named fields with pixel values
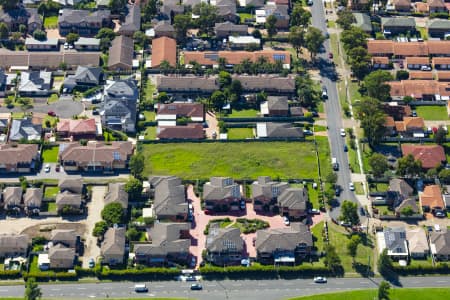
left=328, top=52, right=333, bottom=59
left=204, top=210, right=212, bottom=215
left=47, top=111, right=56, bottom=117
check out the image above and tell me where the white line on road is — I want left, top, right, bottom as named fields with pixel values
left=437, top=280, right=447, bottom=283
left=0, top=290, right=9, bottom=292
left=77, top=287, right=87, bottom=290
left=154, top=285, right=165, bottom=288
left=51, top=289, right=61, bottom=291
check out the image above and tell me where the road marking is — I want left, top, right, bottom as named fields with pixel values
left=359, top=281, right=369, bottom=284
left=77, top=288, right=86, bottom=290
left=0, top=290, right=9, bottom=292
left=155, top=285, right=165, bottom=288
left=437, top=280, right=447, bottom=283
left=51, top=289, right=61, bottom=291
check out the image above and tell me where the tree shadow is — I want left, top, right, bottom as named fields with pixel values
left=353, top=262, right=374, bottom=277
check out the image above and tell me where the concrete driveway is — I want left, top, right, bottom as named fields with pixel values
left=82, top=186, right=106, bottom=268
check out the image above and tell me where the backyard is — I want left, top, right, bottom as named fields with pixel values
left=42, top=146, right=59, bottom=163
left=44, top=186, right=59, bottom=199
left=225, top=109, right=259, bottom=118
left=44, top=16, right=58, bottom=29
left=414, top=106, right=448, bottom=121
left=227, top=128, right=254, bottom=139
left=141, top=139, right=330, bottom=180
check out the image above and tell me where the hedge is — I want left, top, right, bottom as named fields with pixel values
left=0, top=270, right=21, bottom=279
left=393, top=263, right=450, bottom=275
left=25, top=271, right=78, bottom=281
left=98, top=267, right=180, bottom=281
left=199, top=265, right=331, bottom=279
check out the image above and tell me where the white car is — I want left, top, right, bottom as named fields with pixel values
left=44, top=164, right=51, bottom=173
left=63, top=42, right=69, bottom=50
left=340, top=128, right=346, bottom=137
left=314, top=276, right=327, bottom=283
left=283, top=216, right=290, bottom=226
left=349, top=182, right=355, bottom=191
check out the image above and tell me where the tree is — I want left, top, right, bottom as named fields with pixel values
left=435, top=125, right=447, bottom=145
left=400, top=206, right=414, bottom=216
left=326, top=172, right=338, bottom=185
left=96, top=28, right=116, bottom=41
left=211, top=90, right=226, bottom=111
left=10, top=31, right=21, bottom=42
left=336, top=9, right=356, bottom=30
left=133, top=31, right=147, bottom=48
left=229, top=80, right=242, bottom=99
left=355, top=97, right=386, bottom=146
left=218, top=71, right=232, bottom=88
left=396, top=70, right=409, bottom=80
left=295, top=74, right=319, bottom=108
left=265, top=15, right=278, bottom=41
left=129, top=153, right=144, bottom=178
left=363, top=70, right=393, bottom=102
left=347, top=46, right=371, bottom=81
left=33, top=30, right=47, bottom=41
left=290, top=4, right=311, bottom=27
left=109, top=0, right=126, bottom=14
left=24, top=277, right=42, bottom=300
left=0, top=0, right=19, bottom=10
left=252, top=29, right=262, bottom=39
left=289, top=26, right=305, bottom=58
left=378, top=280, right=391, bottom=300
left=124, top=177, right=143, bottom=200
left=340, top=200, right=360, bottom=226
left=126, top=226, right=141, bottom=241
left=173, top=13, right=191, bottom=43
left=193, top=3, right=218, bottom=37
left=155, top=91, right=169, bottom=103
left=99, top=37, right=111, bottom=52
left=439, top=169, right=450, bottom=182
left=369, top=153, right=389, bottom=178
left=341, top=27, right=368, bottom=52
left=65, top=33, right=79, bottom=44
left=142, top=0, right=158, bottom=22
left=378, top=248, right=393, bottom=276
left=305, top=26, right=325, bottom=60
left=0, top=22, right=9, bottom=40
left=324, top=244, right=342, bottom=274
left=101, top=202, right=125, bottom=226
left=397, top=154, right=422, bottom=177
left=92, top=221, right=108, bottom=237
left=347, top=234, right=361, bottom=262
left=19, top=24, right=27, bottom=34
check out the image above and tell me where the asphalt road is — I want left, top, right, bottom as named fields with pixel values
left=311, top=1, right=361, bottom=221
left=2, top=276, right=450, bottom=299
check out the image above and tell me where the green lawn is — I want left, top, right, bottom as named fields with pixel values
left=42, top=146, right=59, bottom=163
left=311, top=221, right=325, bottom=252
left=11, top=112, right=25, bottom=119
left=369, top=182, right=389, bottom=192
left=143, top=110, right=156, bottom=121
left=289, top=288, right=450, bottom=300
left=144, top=78, right=156, bottom=103
left=227, top=128, right=254, bottom=139
left=44, top=186, right=59, bottom=199
left=143, top=126, right=157, bottom=140
left=415, top=106, right=448, bottom=121
left=141, top=140, right=329, bottom=180
left=41, top=201, right=57, bottom=212
left=348, top=81, right=363, bottom=104
left=226, top=109, right=259, bottom=118
left=354, top=182, right=365, bottom=195
left=44, top=16, right=58, bottom=28
left=47, top=94, right=59, bottom=104
left=42, top=116, right=58, bottom=128
left=418, top=27, right=429, bottom=40
left=239, top=13, right=253, bottom=23
left=347, top=143, right=361, bottom=174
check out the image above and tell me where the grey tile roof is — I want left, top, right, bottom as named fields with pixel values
left=152, top=176, right=188, bottom=218
left=56, top=191, right=82, bottom=207
left=23, top=188, right=43, bottom=208
left=48, top=244, right=75, bottom=261
left=389, top=178, right=413, bottom=198
left=108, top=35, right=134, bottom=70
left=233, top=75, right=296, bottom=93
left=0, top=234, right=29, bottom=254
left=154, top=21, right=175, bottom=34
left=50, top=229, right=78, bottom=246
left=353, top=13, right=372, bottom=32
left=265, top=123, right=304, bottom=138
left=277, top=188, right=308, bottom=210
left=406, top=228, right=429, bottom=254
left=104, top=183, right=128, bottom=209
left=428, top=19, right=450, bottom=30
left=382, top=17, right=416, bottom=28
left=59, top=177, right=83, bottom=194
left=118, top=4, right=141, bottom=34
left=256, top=223, right=312, bottom=253
left=18, top=71, right=52, bottom=94
left=101, top=227, right=126, bottom=256
left=155, top=75, right=218, bottom=93
left=384, top=226, right=408, bottom=254
left=9, top=118, right=42, bottom=142
left=252, top=176, right=289, bottom=200
left=206, top=225, right=244, bottom=253
left=267, top=96, right=289, bottom=111
left=64, top=66, right=102, bottom=87
left=395, top=197, right=419, bottom=214
left=74, top=37, right=101, bottom=46
left=58, top=9, right=111, bottom=25
left=3, top=187, right=23, bottom=207
left=203, top=177, right=241, bottom=201
left=430, top=231, right=450, bottom=256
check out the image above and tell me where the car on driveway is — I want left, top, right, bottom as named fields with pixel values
left=335, top=186, right=341, bottom=196
left=44, top=164, right=51, bottom=173
left=240, top=200, right=246, bottom=210
left=349, top=182, right=355, bottom=191
left=283, top=216, right=290, bottom=226
left=303, top=129, right=313, bottom=136
left=328, top=52, right=333, bottom=59
left=322, top=86, right=328, bottom=99
left=314, top=277, right=327, bottom=283
left=309, top=208, right=320, bottom=215
left=340, top=128, right=346, bottom=137
left=191, top=283, right=203, bottom=290
left=88, top=258, right=95, bottom=268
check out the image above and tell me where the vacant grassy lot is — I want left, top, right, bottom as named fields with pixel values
left=227, top=128, right=254, bottom=139
left=290, top=288, right=450, bottom=300
left=42, top=146, right=59, bottom=163
left=142, top=140, right=329, bottom=180
left=415, top=106, right=448, bottom=120
left=44, top=16, right=58, bottom=28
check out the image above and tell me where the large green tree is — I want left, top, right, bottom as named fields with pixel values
left=265, top=15, right=278, bottom=41
left=336, top=9, right=356, bottom=30
left=101, top=202, right=125, bottom=226
left=295, top=75, right=319, bottom=108
left=109, top=0, right=126, bottom=14
left=96, top=28, right=116, bottom=41
left=211, top=90, right=226, bottom=111
left=174, top=13, right=191, bottom=43
left=193, top=3, right=218, bottom=37
left=129, top=153, right=144, bottom=178
left=355, top=97, right=386, bottom=146
left=0, top=22, right=9, bottom=40
left=324, top=244, right=342, bottom=274
left=369, top=153, right=389, bottom=178
left=289, top=26, right=305, bottom=58
left=0, top=0, right=19, bottom=10
left=65, top=33, right=80, bottom=44
left=125, top=177, right=143, bottom=200
left=363, top=70, right=393, bottom=102
left=347, top=234, right=361, bottom=262
left=339, top=200, right=360, bottom=226
left=378, top=248, right=393, bottom=276
left=142, top=0, right=158, bottom=22
left=434, top=125, right=447, bottom=145
left=347, top=46, right=371, bottom=81
left=341, top=27, right=368, bottom=52
left=290, top=4, right=311, bottom=27
left=396, top=154, right=422, bottom=177
left=24, top=277, right=42, bottom=300
left=305, top=26, right=325, bottom=60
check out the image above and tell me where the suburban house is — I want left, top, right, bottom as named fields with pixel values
left=58, top=141, right=134, bottom=172
left=101, top=79, right=139, bottom=133
left=205, top=225, right=244, bottom=266
left=160, top=0, right=185, bottom=21
left=25, top=38, right=59, bottom=51
left=238, top=0, right=264, bottom=7
left=156, top=103, right=205, bottom=124
left=151, top=176, right=188, bottom=221
left=428, top=0, right=447, bottom=13
left=107, top=35, right=134, bottom=71
left=425, top=40, right=450, bottom=57
left=214, top=22, right=248, bottom=38
left=368, top=40, right=395, bottom=57
left=74, top=38, right=101, bottom=51
left=394, top=117, right=425, bottom=136
left=203, top=177, right=241, bottom=212
left=63, top=66, right=103, bottom=92
left=429, top=231, right=450, bottom=261
left=428, top=19, right=450, bottom=38
left=379, top=227, right=409, bottom=260
left=18, top=71, right=52, bottom=96
left=59, top=178, right=84, bottom=194
left=151, top=37, right=177, bottom=68
left=0, top=7, right=32, bottom=32
left=353, top=12, right=372, bottom=33
left=348, top=0, right=370, bottom=11
left=104, top=183, right=129, bottom=211
left=48, top=244, right=76, bottom=269
left=389, top=178, right=413, bottom=198
left=261, top=4, right=290, bottom=29
left=134, top=222, right=190, bottom=266
left=101, top=227, right=126, bottom=265
left=118, top=5, right=141, bottom=36
left=235, top=75, right=296, bottom=95
left=0, top=234, right=29, bottom=258
left=392, top=0, right=411, bottom=12
left=383, top=103, right=412, bottom=121
left=251, top=176, right=289, bottom=211
left=9, top=118, right=42, bottom=142
left=23, top=188, right=43, bottom=216
left=56, top=118, right=99, bottom=140
left=58, top=9, right=112, bottom=36
left=401, top=144, right=446, bottom=169
left=256, top=122, right=304, bottom=139
left=388, top=80, right=450, bottom=100
left=55, top=191, right=83, bottom=214
left=372, top=57, right=390, bottom=70
left=393, top=42, right=429, bottom=58
left=229, top=36, right=261, bottom=49
left=406, top=228, right=429, bottom=258
left=155, top=75, right=218, bottom=95
left=255, top=223, right=313, bottom=265
left=406, top=57, right=431, bottom=70
left=27, top=8, right=43, bottom=34
left=260, top=96, right=289, bottom=117
left=50, top=229, right=78, bottom=249
left=153, top=21, right=176, bottom=38
left=157, top=124, right=205, bottom=140
left=381, top=17, right=416, bottom=35
left=433, top=57, right=450, bottom=70
left=420, top=185, right=445, bottom=213
left=395, top=198, right=420, bottom=216
left=2, top=187, right=23, bottom=213
left=0, top=144, right=39, bottom=173
left=277, top=188, right=309, bottom=219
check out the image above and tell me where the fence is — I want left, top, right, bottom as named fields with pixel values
left=138, top=137, right=308, bottom=144
left=220, top=116, right=313, bottom=123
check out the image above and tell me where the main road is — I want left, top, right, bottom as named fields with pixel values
left=2, top=276, right=450, bottom=299
left=310, top=0, right=361, bottom=220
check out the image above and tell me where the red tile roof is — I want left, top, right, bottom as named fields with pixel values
left=184, top=50, right=291, bottom=66
left=394, top=42, right=429, bottom=57
left=157, top=124, right=205, bottom=139
left=388, top=80, right=450, bottom=98
left=437, top=71, right=450, bottom=81
left=401, top=144, right=446, bottom=169
left=151, top=37, right=177, bottom=67
left=409, top=71, right=434, bottom=80
left=406, top=57, right=430, bottom=65
left=394, top=117, right=425, bottom=131
left=156, top=103, right=204, bottom=119
left=368, top=40, right=394, bottom=56
left=57, top=118, right=97, bottom=135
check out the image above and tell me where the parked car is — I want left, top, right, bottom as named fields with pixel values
left=399, top=62, right=404, bottom=69
left=44, top=164, right=51, bottom=173
left=88, top=258, right=95, bottom=268
left=314, top=277, right=327, bottom=283
left=307, top=0, right=313, bottom=5
left=309, top=208, right=320, bottom=215
left=335, top=186, right=341, bottom=196
left=92, top=109, right=99, bottom=115
left=411, top=110, right=417, bottom=117
left=343, top=145, right=348, bottom=152
left=340, top=128, right=346, bottom=137
left=47, top=111, right=56, bottom=117
left=420, top=65, right=431, bottom=71
left=434, top=210, right=446, bottom=218
left=134, top=284, right=148, bottom=293
left=322, top=86, right=328, bottom=99
left=240, top=200, right=246, bottom=210
left=55, top=164, right=60, bottom=172
left=359, top=207, right=366, bottom=216
left=283, top=216, right=290, bottom=226
left=186, top=275, right=197, bottom=281
left=63, top=42, right=69, bottom=50
left=191, top=283, right=203, bottom=290
left=349, top=182, right=355, bottom=191
left=328, top=52, right=333, bottom=59
left=303, top=129, right=313, bottom=136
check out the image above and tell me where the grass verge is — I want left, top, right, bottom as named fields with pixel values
left=415, top=106, right=448, bottom=121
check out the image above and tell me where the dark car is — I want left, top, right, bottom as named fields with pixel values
left=335, top=186, right=341, bottom=196
left=55, top=164, right=61, bottom=172
left=411, top=110, right=417, bottom=117
left=92, top=109, right=99, bottom=115
left=191, top=283, right=203, bottom=290
left=328, top=52, right=333, bottom=59
left=240, top=200, right=246, bottom=210
left=399, top=62, right=404, bottom=69
left=343, top=145, right=348, bottom=152
left=47, top=111, right=56, bottom=117
left=359, top=207, right=366, bottom=216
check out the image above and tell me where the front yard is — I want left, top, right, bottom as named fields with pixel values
left=42, top=146, right=59, bottom=163
left=415, top=106, right=448, bottom=121
left=141, top=139, right=330, bottom=180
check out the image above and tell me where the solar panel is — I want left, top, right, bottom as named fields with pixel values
left=223, top=239, right=236, bottom=250
left=113, top=152, right=121, bottom=160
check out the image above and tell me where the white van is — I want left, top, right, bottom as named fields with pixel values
left=134, top=284, right=148, bottom=293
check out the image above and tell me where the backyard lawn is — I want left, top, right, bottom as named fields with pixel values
left=143, top=126, right=157, bottom=140
left=41, top=201, right=57, bottom=212
left=44, top=186, right=59, bottom=199
left=227, top=128, right=254, bottom=139
left=226, top=109, right=259, bottom=118
left=239, top=13, right=253, bottom=23
left=44, top=16, right=58, bottom=28
left=42, top=146, right=59, bottom=163
left=141, top=139, right=330, bottom=180
left=415, top=106, right=448, bottom=121
left=143, top=110, right=156, bottom=122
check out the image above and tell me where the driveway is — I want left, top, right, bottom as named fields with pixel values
left=205, top=111, right=219, bottom=139
left=82, top=186, right=106, bottom=268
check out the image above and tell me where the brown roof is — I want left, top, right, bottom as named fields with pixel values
left=368, top=40, right=394, bottom=56
left=157, top=124, right=204, bottom=139
left=156, top=103, right=204, bottom=119
left=56, top=118, right=97, bottom=135
left=388, top=80, right=450, bottom=98
left=394, top=42, right=429, bottom=57
left=433, top=57, right=450, bottom=65
left=59, top=141, right=134, bottom=164
left=0, top=144, right=38, bottom=166
left=437, top=71, right=450, bottom=81
left=420, top=185, right=444, bottom=209
left=409, top=71, right=434, bottom=80
left=372, top=57, right=390, bottom=64
left=394, top=0, right=411, bottom=7
left=184, top=50, right=291, bottom=66
left=151, top=37, right=177, bottom=68
left=383, top=103, right=412, bottom=120
left=385, top=116, right=395, bottom=127
left=427, top=41, right=450, bottom=55
left=429, top=0, right=446, bottom=8
left=401, top=144, right=446, bottom=169
left=406, top=57, right=430, bottom=65
left=415, top=2, right=429, bottom=12
left=395, top=117, right=425, bottom=131
left=108, top=35, right=134, bottom=70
